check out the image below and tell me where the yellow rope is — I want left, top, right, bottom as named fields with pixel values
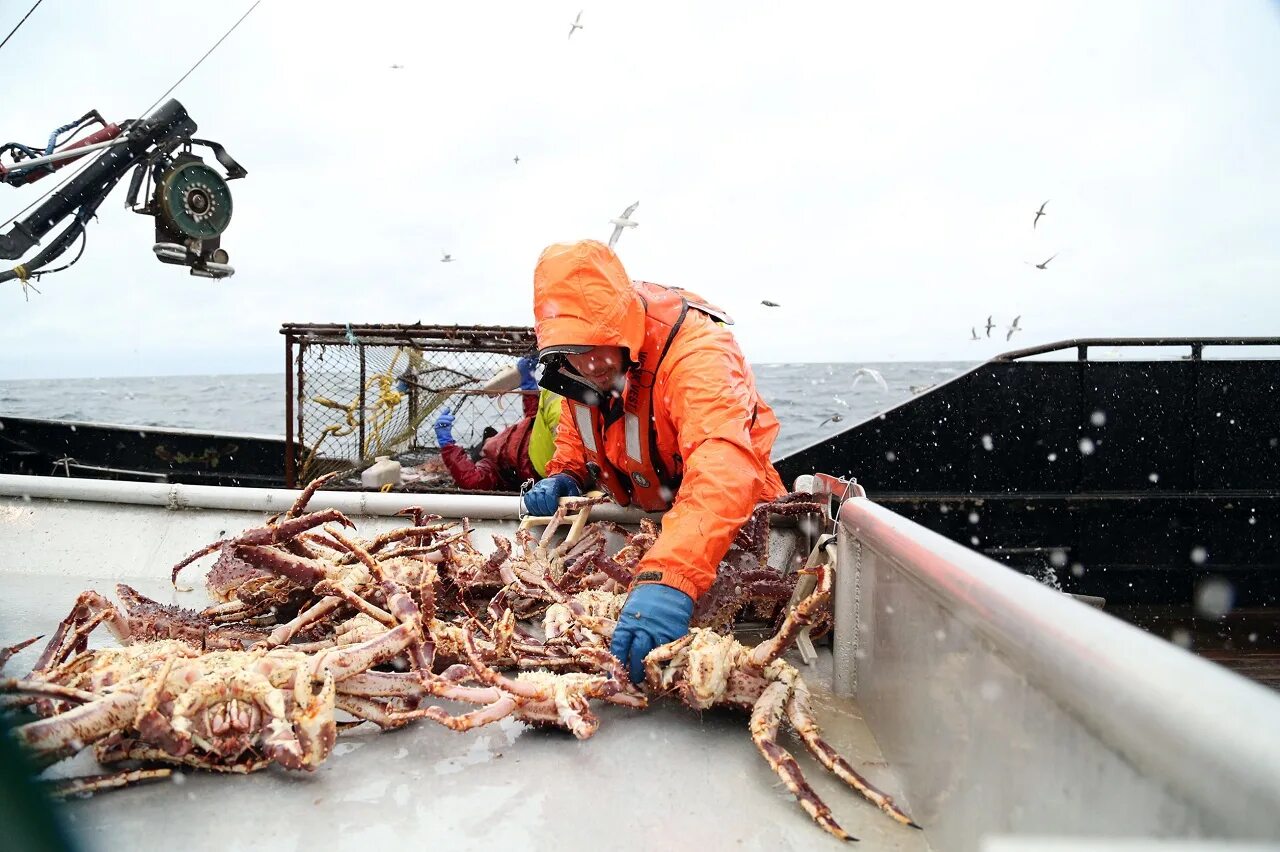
left=298, top=396, right=359, bottom=483
left=298, top=346, right=412, bottom=483
left=10, top=263, right=41, bottom=301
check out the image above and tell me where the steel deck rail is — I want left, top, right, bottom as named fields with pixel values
left=834, top=496, right=1280, bottom=847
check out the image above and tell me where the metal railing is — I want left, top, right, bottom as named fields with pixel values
left=994, top=336, right=1280, bottom=362
left=834, top=495, right=1280, bottom=844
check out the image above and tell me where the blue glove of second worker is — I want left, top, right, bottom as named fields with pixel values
left=522, top=473, right=580, bottom=516
left=610, top=584, right=694, bottom=687
left=433, top=409, right=455, bottom=447
left=517, top=355, right=539, bottom=391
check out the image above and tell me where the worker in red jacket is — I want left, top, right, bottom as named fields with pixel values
left=434, top=356, right=562, bottom=491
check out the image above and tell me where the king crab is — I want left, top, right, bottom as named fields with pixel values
left=644, top=561, right=918, bottom=841
left=387, top=624, right=645, bottom=739
left=0, top=566, right=438, bottom=792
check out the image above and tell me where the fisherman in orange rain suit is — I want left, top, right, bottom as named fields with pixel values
left=523, top=239, right=786, bottom=683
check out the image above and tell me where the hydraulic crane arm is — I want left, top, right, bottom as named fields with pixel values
left=0, top=99, right=245, bottom=286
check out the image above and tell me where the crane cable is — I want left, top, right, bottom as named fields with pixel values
left=136, top=0, right=262, bottom=119
left=0, top=0, right=44, bottom=54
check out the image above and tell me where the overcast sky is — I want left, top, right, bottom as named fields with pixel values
left=1, top=1, right=1277, bottom=379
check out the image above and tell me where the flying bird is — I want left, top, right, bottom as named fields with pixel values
left=1033, top=200, right=1049, bottom=229
left=970, top=327, right=981, bottom=341
left=761, top=300, right=780, bottom=307
left=852, top=367, right=889, bottom=394
left=608, top=201, right=639, bottom=249
left=440, top=251, right=455, bottom=263
left=513, top=155, right=520, bottom=165
left=1006, top=315, right=1022, bottom=341
left=984, top=315, right=996, bottom=338
left=819, top=413, right=845, bottom=428
left=1028, top=253, right=1058, bottom=270
left=568, top=10, right=583, bottom=39
left=390, top=64, right=404, bottom=70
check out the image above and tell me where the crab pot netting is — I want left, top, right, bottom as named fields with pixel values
left=293, top=338, right=533, bottom=484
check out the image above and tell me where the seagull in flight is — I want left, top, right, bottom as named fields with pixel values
left=970, top=327, right=981, bottom=341
left=761, top=300, right=780, bottom=307
left=1028, top=253, right=1058, bottom=270
left=568, top=10, right=583, bottom=39
left=852, top=367, right=889, bottom=394
left=390, top=64, right=404, bottom=70
left=984, top=315, right=996, bottom=338
left=1006, top=315, right=1022, bottom=341
left=819, top=413, right=845, bottom=428
left=513, top=155, right=520, bottom=165
left=608, top=201, right=639, bottom=249
left=1033, top=200, right=1049, bottom=229
left=440, top=251, right=455, bottom=263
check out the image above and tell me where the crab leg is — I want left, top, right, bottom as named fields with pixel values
left=0, top=635, right=42, bottom=671
left=33, top=592, right=128, bottom=672
left=325, top=528, right=434, bottom=672
left=233, top=545, right=329, bottom=587
left=310, top=621, right=423, bottom=681
left=17, top=690, right=141, bottom=759
left=287, top=669, right=337, bottom=770
left=393, top=694, right=520, bottom=731
left=644, top=633, right=696, bottom=692
left=786, top=676, right=919, bottom=828
left=338, top=670, right=429, bottom=698
left=0, top=678, right=97, bottom=706
left=265, top=596, right=344, bottom=647
left=169, top=542, right=227, bottom=589
left=750, top=562, right=831, bottom=667
left=355, top=525, right=457, bottom=559
left=395, top=506, right=441, bottom=532
left=299, top=532, right=349, bottom=555
left=336, top=695, right=414, bottom=729
left=551, top=683, right=599, bottom=739
left=97, top=739, right=274, bottom=775
left=313, top=580, right=397, bottom=627
left=461, top=627, right=546, bottom=699
left=573, top=647, right=647, bottom=704
left=286, top=471, right=344, bottom=519
left=172, top=508, right=354, bottom=587
left=47, top=768, right=172, bottom=798
left=750, top=678, right=853, bottom=842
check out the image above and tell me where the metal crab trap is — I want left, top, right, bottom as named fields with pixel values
left=281, top=323, right=537, bottom=490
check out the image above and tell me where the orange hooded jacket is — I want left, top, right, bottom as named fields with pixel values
left=533, top=240, right=785, bottom=601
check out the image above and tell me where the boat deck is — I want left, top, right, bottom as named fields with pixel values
left=0, top=509, right=927, bottom=852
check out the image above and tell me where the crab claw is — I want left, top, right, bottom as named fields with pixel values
left=0, top=635, right=42, bottom=672
left=291, top=670, right=337, bottom=770
left=267, top=670, right=336, bottom=771
left=234, top=545, right=328, bottom=586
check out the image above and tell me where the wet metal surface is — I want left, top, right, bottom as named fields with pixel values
left=838, top=497, right=1280, bottom=851
left=0, top=497, right=928, bottom=852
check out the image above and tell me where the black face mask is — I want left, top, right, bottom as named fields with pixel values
left=469, top=427, right=499, bottom=462
left=536, top=353, right=624, bottom=409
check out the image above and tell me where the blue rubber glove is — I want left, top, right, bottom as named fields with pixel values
left=610, top=584, right=694, bottom=686
left=433, top=409, right=456, bottom=447
left=517, top=355, right=539, bottom=391
left=522, top=473, right=580, bottom=516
